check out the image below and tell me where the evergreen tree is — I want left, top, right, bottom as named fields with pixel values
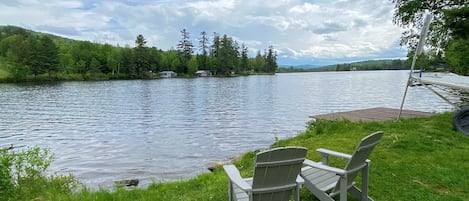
left=37, top=36, right=59, bottom=78
left=240, top=44, right=249, bottom=73
left=253, top=50, right=266, bottom=72
left=134, top=34, right=150, bottom=77
left=210, top=32, right=221, bottom=74
left=265, top=45, right=278, bottom=73
left=135, top=34, right=146, bottom=48
left=199, top=31, right=209, bottom=56
left=218, top=34, right=239, bottom=75
left=177, top=29, right=193, bottom=74
left=198, top=31, right=209, bottom=70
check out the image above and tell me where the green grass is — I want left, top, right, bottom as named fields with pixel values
left=2, top=112, right=469, bottom=200
left=276, top=113, right=469, bottom=201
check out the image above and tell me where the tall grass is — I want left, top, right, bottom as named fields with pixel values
left=1, top=112, right=468, bottom=200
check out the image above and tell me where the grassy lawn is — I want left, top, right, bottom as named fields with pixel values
left=276, top=112, right=469, bottom=201
left=2, top=112, right=468, bottom=200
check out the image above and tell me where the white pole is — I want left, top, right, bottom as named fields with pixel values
left=398, top=14, right=432, bottom=120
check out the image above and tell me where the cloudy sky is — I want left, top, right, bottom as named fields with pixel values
left=0, top=0, right=407, bottom=66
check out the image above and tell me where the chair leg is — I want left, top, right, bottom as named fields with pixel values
left=295, top=184, right=300, bottom=201
left=361, top=164, right=369, bottom=201
left=349, top=187, right=374, bottom=201
left=360, top=166, right=368, bottom=201
left=339, top=176, right=347, bottom=201
left=228, top=180, right=233, bottom=201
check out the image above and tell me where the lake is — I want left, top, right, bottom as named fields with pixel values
left=0, top=70, right=453, bottom=188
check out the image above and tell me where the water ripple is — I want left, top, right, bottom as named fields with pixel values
left=0, top=71, right=453, bottom=188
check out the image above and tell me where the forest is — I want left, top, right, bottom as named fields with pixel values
left=0, top=26, right=278, bottom=82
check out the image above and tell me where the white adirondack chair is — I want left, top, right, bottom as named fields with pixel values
left=300, top=131, right=383, bottom=201
left=223, top=147, right=307, bottom=201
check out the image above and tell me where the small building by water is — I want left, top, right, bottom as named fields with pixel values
left=195, top=70, right=212, bottom=77
left=159, top=71, right=177, bottom=78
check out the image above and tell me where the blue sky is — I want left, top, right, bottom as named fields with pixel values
left=0, top=0, right=407, bottom=66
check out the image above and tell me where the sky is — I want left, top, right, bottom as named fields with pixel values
left=0, top=0, right=408, bottom=66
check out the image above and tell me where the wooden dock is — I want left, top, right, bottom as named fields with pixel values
left=311, top=107, right=434, bottom=122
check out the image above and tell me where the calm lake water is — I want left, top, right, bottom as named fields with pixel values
left=0, top=71, right=453, bottom=188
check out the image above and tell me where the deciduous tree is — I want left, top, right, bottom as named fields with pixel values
left=391, top=0, right=468, bottom=75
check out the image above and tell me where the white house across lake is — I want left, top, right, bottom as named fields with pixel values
left=195, top=70, right=212, bottom=77
left=159, top=71, right=177, bottom=78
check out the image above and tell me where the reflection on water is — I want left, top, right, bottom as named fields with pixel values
left=0, top=71, right=452, bottom=188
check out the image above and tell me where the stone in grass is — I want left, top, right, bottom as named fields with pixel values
left=115, top=179, right=139, bottom=187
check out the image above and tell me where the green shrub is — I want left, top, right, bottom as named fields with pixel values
left=0, top=149, right=14, bottom=199
left=0, top=147, right=77, bottom=201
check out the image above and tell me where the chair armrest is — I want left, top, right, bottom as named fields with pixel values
left=223, top=165, right=252, bottom=192
left=303, top=159, right=346, bottom=175
left=317, top=148, right=352, bottom=160
left=317, top=148, right=371, bottom=164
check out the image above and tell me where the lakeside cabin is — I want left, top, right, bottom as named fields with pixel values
left=159, top=71, right=177, bottom=78
left=195, top=70, right=212, bottom=77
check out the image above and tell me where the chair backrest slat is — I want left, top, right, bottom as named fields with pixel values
left=334, top=131, right=383, bottom=192
left=252, top=147, right=307, bottom=201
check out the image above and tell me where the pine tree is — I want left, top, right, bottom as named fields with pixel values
left=38, top=36, right=59, bottom=78
left=265, top=45, right=278, bottom=73
left=198, top=31, right=209, bottom=70
left=253, top=50, right=266, bottom=72
left=177, top=29, right=193, bottom=74
left=134, top=34, right=149, bottom=77
left=218, top=34, right=238, bottom=75
left=241, top=44, right=249, bottom=73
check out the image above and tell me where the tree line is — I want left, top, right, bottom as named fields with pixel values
left=0, top=26, right=278, bottom=82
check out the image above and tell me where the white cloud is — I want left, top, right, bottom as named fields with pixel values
left=0, top=0, right=407, bottom=65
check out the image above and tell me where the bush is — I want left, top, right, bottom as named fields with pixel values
left=0, top=147, right=77, bottom=201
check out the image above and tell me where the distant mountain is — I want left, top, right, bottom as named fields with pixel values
left=277, top=59, right=410, bottom=73
left=294, top=64, right=322, bottom=69
left=0, top=25, right=78, bottom=45
left=278, top=64, right=322, bottom=69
